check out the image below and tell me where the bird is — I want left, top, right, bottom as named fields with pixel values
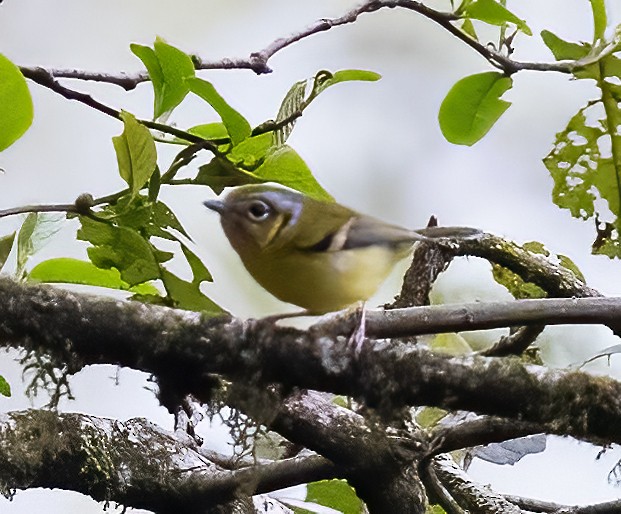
left=204, top=184, right=479, bottom=314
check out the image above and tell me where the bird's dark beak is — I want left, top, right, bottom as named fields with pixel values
left=203, top=199, right=225, bottom=214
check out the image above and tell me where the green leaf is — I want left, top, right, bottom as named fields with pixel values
left=17, top=213, right=64, bottom=278
left=416, top=407, right=448, bottom=428
left=160, top=267, right=222, bottom=313
left=543, top=102, right=621, bottom=257
left=541, top=30, right=591, bottom=61
left=312, top=69, right=381, bottom=97
left=255, top=146, right=332, bottom=201
left=0, top=232, right=15, bottom=272
left=492, top=263, right=547, bottom=299
left=558, top=254, right=586, bottom=283
left=186, top=77, right=251, bottom=145
left=29, top=257, right=159, bottom=294
left=0, top=375, right=10, bottom=397
left=0, top=54, right=33, bottom=151
left=228, top=132, right=273, bottom=169
left=273, top=69, right=380, bottom=146
left=188, top=122, right=230, bottom=141
left=180, top=243, right=212, bottom=282
left=439, top=71, right=512, bottom=146
left=196, top=141, right=330, bottom=200
left=112, top=111, right=157, bottom=196
left=306, top=480, right=363, bottom=514
left=430, top=333, right=472, bottom=355
left=77, top=216, right=160, bottom=286
left=464, top=0, right=532, bottom=36
left=195, top=157, right=256, bottom=194
left=461, top=18, right=478, bottom=40
left=273, top=79, right=307, bottom=146
left=131, top=39, right=195, bottom=119
left=589, top=0, right=607, bottom=42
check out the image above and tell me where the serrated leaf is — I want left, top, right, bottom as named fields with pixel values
left=541, top=30, right=591, bottom=61
left=439, top=72, right=512, bottom=146
left=0, top=53, right=33, bottom=151
left=0, top=232, right=15, bottom=272
left=29, top=257, right=159, bottom=294
left=0, top=375, right=10, bottom=397
left=112, top=111, right=157, bottom=195
left=17, top=213, right=64, bottom=278
left=306, top=480, right=363, bottom=514
left=187, top=77, right=251, bottom=145
left=131, top=39, right=195, bottom=119
left=464, top=0, right=532, bottom=36
left=78, top=216, right=160, bottom=286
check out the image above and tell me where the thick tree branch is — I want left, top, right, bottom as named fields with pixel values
left=429, top=455, right=522, bottom=513
left=1, top=278, right=621, bottom=446
left=0, top=409, right=337, bottom=512
left=270, top=391, right=428, bottom=512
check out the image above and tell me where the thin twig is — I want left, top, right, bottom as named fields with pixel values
left=20, top=67, right=210, bottom=145
left=0, top=203, right=77, bottom=219
left=20, top=0, right=573, bottom=93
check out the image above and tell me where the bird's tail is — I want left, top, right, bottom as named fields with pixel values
left=414, top=226, right=482, bottom=239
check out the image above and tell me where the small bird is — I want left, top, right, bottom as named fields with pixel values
left=204, top=184, right=479, bottom=314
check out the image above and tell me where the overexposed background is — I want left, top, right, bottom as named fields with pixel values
left=1, top=0, right=621, bottom=512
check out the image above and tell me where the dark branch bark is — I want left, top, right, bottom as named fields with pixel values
left=429, top=455, right=522, bottom=513
left=0, top=410, right=336, bottom=512
left=1, top=277, right=621, bottom=447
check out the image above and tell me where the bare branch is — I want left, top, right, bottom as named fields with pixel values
left=365, top=297, right=621, bottom=339
left=0, top=203, right=77, bottom=219
left=20, top=0, right=573, bottom=93
left=20, top=67, right=211, bottom=145
left=481, top=324, right=546, bottom=357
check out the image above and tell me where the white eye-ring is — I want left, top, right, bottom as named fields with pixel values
left=246, top=200, right=271, bottom=221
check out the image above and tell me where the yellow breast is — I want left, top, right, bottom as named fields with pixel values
left=240, top=244, right=411, bottom=313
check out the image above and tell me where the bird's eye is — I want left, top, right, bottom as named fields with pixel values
left=246, top=200, right=271, bottom=221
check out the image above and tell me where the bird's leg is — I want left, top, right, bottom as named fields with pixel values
left=347, top=301, right=367, bottom=356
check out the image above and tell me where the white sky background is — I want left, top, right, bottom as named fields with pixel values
left=1, top=0, right=621, bottom=512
